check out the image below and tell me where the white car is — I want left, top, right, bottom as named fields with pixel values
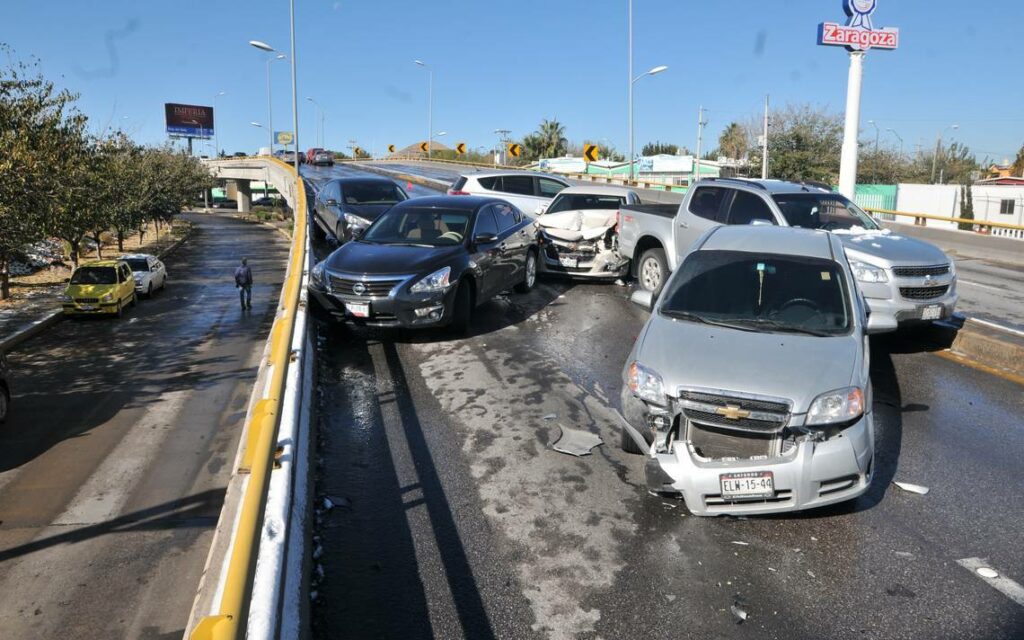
left=536, top=186, right=640, bottom=279
left=123, top=254, right=167, bottom=297
left=448, top=171, right=571, bottom=215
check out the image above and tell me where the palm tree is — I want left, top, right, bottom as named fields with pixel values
left=522, top=119, right=568, bottom=161
left=718, top=122, right=748, bottom=160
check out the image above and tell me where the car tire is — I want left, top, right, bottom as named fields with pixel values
left=335, top=224, right=346, bottom=245
left=146, top=283, right=153, bottom=298
left=638, top=248, right=668, bottom=298
left=449, top=281, right=473, bottom=335
left=129, top=292, right=137, bottom=308
left=0, top=385, right=8, bottom=424
left=115, top=301, right=123, bottom=318
left=620, top=424, right=647, bottom=455
left=310, top=217, right=325, bottom=242
left=514, top=250, right=538, bottom=294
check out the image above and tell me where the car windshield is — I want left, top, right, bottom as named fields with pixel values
left=125, top=259, right=149, bottom=272
left=546, top=193, right=626, bottom=214
left=343, top=183, right=406, bottom=205
left=71, top=266, right=117, bottom=285
left=361, top=208, right=471, bottom=247
left=659, top=250, right=852, bottom=336
left=772, top=193, right=879, bottom=231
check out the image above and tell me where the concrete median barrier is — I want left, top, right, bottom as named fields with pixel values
left=946, top=318, right=1024, bottom=382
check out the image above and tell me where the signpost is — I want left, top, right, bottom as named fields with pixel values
left=507, top=143, right=521, bottom=158
left=456, top=142, right=466, bottom=155
left=419, top=141, right=429, bottom=154
left=818, top=0, right=900, bottom=198
left=584, top=144, right=599, bottom=163
left=387, top=144, right=396, bottom=153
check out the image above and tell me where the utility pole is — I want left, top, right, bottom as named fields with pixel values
left=761, top=94, right=770, bottom=179
left=694, top=105, right=706, bottom=186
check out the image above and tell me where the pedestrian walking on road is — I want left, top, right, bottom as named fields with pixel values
left=235, top=257, right=253, bottom=309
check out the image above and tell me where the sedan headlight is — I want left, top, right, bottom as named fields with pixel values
left=806, top=386, right=864, bottom=426
left=343, top=212, right=371, bottom=228
left=311, top=261, right=325, bottom=286
left=849, top=259, right=888, bottom=283
left=410, top=266, right=451, bottom=293
left=100, top=293, right=114, bottom=302
left=60, top=293, right=72, bottom=303
left=627, top=362, right=667, bottom=406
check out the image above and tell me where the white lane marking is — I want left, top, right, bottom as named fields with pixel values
left=966, top=317, right=1024, bottom=338
left=957, top=557, right=1024, bottom=607
left=958, top=279, right=1007, bottom=293
left=52, top=389, right=191, bottom=525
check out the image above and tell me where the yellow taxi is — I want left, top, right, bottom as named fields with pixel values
left=61, top=260, right=137, bottom=317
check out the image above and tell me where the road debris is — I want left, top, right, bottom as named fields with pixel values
left=542, top=413, right=557, bottom=420
left=322, top=495, right=351, bottom=511
left=730, top=603, right=749, bottom=624
left=665, top=594, right=677, bottom=602
left=895, top=551, right=915, bottom=559
left=731, top=541, right=749, bottom=546
left=893, top=481, right=930, bottom=495
left=976, top=567, right=999, bottom=579
left=552, top=425, right=604, bottom=456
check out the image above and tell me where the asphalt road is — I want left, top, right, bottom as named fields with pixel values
left=0, top=213, right=289, bottom=639
left=953, top=256, right=1024, bottom=332
left=304, top=165, right=1024, bottom=639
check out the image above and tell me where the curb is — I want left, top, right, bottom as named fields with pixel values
left=946, top=318, right=1024, bottom=383
left=0, top=224, right=194, bottom=354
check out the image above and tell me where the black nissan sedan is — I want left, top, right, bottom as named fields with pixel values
left=308, top=195, right=538, bottom=331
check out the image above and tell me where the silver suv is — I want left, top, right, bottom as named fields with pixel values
left=448, top=171, right=570, bottom=215
left=621, top=224, right=877, bottom=516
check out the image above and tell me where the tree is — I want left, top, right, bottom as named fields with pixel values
left=718, top=123, right=748, bottom=160
left=959, top=184, right=974, bottom=231
left=0, top=46, right=88, bottom=298
left=747, top=105, right=843, bottom=183
left=522, top=118, right=568, bottom=161
left=642, top=141, right=678, bottom=156
left=1012, top=143, right=1024, bottom=178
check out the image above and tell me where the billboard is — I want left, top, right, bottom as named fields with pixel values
left=275, top=131, right=294, bottom=146
left=165, top=103, right=214, bottom=138
left=818, top=0, right=899, bottom=52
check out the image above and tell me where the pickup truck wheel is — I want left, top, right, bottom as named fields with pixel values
left=638, top=248, right=668, bottom=297
left=514, top=250, right=537, bottom=293
left=620, top=424, right=646, bottom=455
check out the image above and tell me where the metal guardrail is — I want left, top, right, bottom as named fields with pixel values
left=190, top=157, right=308, bottom=640
left=866, top=207, right=1024, bottom=235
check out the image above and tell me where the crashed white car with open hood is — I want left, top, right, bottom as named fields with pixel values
left=536, top=186, right=639, bottom=278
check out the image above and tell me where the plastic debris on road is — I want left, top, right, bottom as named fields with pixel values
left=731, top=541, right=749, bottom=546
left=976, top=567, right=999, bottom=579
left=893, top=481, right=930, bottom=495
left=552, top=425, right=604, bottom=457
left=542, top=413, right=557, bottom=420
left=730, top=604, right=748, bottom=624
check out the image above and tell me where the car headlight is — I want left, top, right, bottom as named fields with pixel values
left=100, top=293, right=114, bottom=302
left=627, top=362, right=667, bottom=406
left=806, top=386, right=864, bottom=426
left=849, top=260, right=888, bottom=283
left=311, top=262, right=325, bottom=286
left=60, top=293, right=72, bottom=303
left=343, top=213, right=371, bottom=228
left=410, top=266, right=451, bottom=293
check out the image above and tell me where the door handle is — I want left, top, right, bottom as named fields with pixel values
left=679, top=221, right=688, bottom=228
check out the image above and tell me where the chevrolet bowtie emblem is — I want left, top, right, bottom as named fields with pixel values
left=716, top=405, right=750, bottom=420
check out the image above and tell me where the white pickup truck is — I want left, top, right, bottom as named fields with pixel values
left=618, top=178, right=958, bottom=331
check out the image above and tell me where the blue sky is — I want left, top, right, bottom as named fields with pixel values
left=7, top=0, right=1024, bottom=162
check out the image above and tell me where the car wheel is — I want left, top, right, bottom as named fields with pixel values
left=0, top=385, right=8, bottom=424
left=160, top=275, right=167, bottom=291
left=620, top=424, right=647, bottom=455
left=448, top=281, right=473, bottom=335
left=115, top=301, right=123, bottom=318
left=146, top=283, right=153, bottom=298
left=335, top=224, right=346, bottom=245
left=638, top=248, right=668, bottom=297
left=515, top=250, right=537, bottom=293
left=130, top=292, right=137, bottom=308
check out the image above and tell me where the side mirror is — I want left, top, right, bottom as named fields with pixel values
left=351, top=226, right=365, bottom=239
left=473, top=232, right=498, bottom=246
left=325, top=199, right=339, bottom=207
left=630, top=289, right=654, bottom=310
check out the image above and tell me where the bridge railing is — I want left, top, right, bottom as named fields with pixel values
left=187, top=157, right=311, bottom=640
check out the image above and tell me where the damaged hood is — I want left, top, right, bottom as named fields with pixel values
left=636, top=316, right=861, bottom=414
left=834, top=229, right=951, bottom=267
left=538, top=209, right=617, bottom=242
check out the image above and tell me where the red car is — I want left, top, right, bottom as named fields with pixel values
left=305, top=147, right=324, bottom=164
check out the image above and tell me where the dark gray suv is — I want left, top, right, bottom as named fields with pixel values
left=313, top=177, right=409, bottom=244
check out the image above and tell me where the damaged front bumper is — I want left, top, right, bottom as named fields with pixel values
left=620, top=388, right=874, bottom=516
left=538, top=234, right=629, bottom=278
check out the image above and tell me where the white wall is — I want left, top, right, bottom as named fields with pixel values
left=971, top=185, right=1024, bottom=229
left=894, top=184, right=961, bottom=230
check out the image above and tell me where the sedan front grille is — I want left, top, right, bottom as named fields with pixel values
left=900, top=285, right=949, bottom=300
left=75, top=298, right=100, bottom=304
left=893, top=264, right=950, bottom=278
left=679, top=389, right=790, bottom=435
left=328, top=276, right=404, bottom=298
left=688, top=422, right=775, bottom=460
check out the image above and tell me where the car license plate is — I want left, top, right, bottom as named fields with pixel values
left=79, top=305, right=96, bottom=311
left=346, top=302, right=370, bottom=318
left=720, top=471, right=774, bottom=499
left=559, top=256, right=578, bottom=268
left=921, top=305, right=942, bottom=320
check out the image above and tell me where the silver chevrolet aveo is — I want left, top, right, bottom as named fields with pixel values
left=620, top=224, right=883, bottom=516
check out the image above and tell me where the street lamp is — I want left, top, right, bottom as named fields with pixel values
left=886, top=128, right=904, bottom=159
left=212, top=91, right=226, bottom=158
left=931, top=124, right=959, bottom=184
left=305, top=96, right=325, bottom=147
left=249, top=41, right=287, bottom=154
left=414, top=60, right=433, bottom=159
left=629, top=63, right=668, bottom=182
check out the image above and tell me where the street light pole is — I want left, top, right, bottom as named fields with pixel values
left=306, top=97, right=322, bottom=147
left=250, top=41, right=286, bottom=153
left=887, top=128, right=903, bottom=159
left=931, top=124, right=959, bottom=184
left=629, top=64, right=668, bottom=184
left=288, top=0, right=300, bottom=177
left=213, top=91, right=225, bottom=157
left=694, top=106, right=706, bottom=186
left=414, top=60, right=432, bottom=159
